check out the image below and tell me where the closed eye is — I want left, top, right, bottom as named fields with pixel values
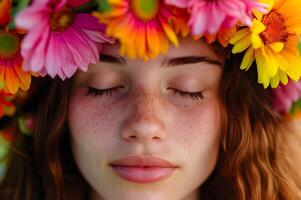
left=85, top=86, right=204, bottom=101
left=170, top=88, right=204, bottom=101
left=85, top=86, right=124, bottom=97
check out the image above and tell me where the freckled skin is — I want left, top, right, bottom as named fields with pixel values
left=68, top=37, right=223, bottom=200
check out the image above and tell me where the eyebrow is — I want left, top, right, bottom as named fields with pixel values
left=161, top=56, right=223, bottom=68
left=100, top=54, right=126, bottom=65
left=99, top=54, right=223, bottom=67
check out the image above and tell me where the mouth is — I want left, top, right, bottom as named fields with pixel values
left=109, top=155, right=178, bottom=183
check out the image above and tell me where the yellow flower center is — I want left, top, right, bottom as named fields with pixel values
left=50, top=7, right=75, bottom=32
left=131, top=0, right=159, bottom=21
left=260, top=9, right=288, bottom=44
left=0, top=32, right=20, bottom=59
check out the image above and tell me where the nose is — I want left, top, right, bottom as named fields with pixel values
left=120, top=89, right=167, bottom=143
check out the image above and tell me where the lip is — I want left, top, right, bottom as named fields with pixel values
left=110, top=155, right=177, bottom=183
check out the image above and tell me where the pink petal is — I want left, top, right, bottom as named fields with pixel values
left=81, top=29, right=114, bottom=44
left=165, top=0, right=188, bottom=8
left=275, top=89, right=291, bottom=112
left=74, top=14, right=105, bottom=31
left=54, top=0, right=68, bottom=11
left=207, top=3, right=225, bottom=33
left=21, top=19, right=50, bottom=71
left=62, top=27, right=93, bottom=71
left=15, top=6, right=51, bottom=30
left=45, top=33, right=63, bottom=78
left=189, top=6, right=208, bottom=35
left=222, top=16, right=237, bottom=28
left=28, top=25, right=50, bottom=72
left=284, top=82, right=299, bottom=101
left=67, top=0, right=90, bottom=7
left=58, top=69, right=67, bottom=80
left=75, top=14, right=114, bottom=44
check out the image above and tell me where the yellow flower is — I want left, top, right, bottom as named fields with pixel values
left=230, top=0, right=301, bottom=88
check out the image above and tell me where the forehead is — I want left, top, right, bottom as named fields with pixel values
left=101, top=36, right=221, bottom=60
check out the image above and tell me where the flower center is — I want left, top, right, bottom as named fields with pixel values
left=260, top=9, right=288, bottom=44
left=0, top=32, right=20, bottom=59
left=131, top=0, right=159, bottom=21
left=50, top=7, right=75, bottom=32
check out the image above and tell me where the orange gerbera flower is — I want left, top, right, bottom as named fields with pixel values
left=0, top=0, right=11, bottom=25
left=0, top=31, right=31, bottom=94
left=94, top=0, right=186, bottom=60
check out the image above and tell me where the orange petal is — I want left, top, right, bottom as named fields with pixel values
left=5, top=66, right=20, bottom=94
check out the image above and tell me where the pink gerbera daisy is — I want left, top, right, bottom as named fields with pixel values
left=15, top=0, right=114, bottom=79
left=165, top=0, right=266, bottom=35
left=271, top=80, right=301, bottom=113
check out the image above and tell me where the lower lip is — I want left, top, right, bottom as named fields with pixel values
left=111, top=165, right=176, bottom=183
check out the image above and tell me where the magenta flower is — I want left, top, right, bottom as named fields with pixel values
left=165, top=0, right=266, bottom=35
left=272, top=80, right=301, bottom=113
left=15, top=0, right=114, bottom=79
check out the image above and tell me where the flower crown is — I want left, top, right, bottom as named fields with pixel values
left=1, top=0, right=301, bottom=137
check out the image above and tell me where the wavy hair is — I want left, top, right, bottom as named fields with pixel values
left=0, top=51, right=300, bottom=200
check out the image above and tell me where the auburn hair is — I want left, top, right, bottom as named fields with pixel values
left=0, top=51, right=300, bottom=200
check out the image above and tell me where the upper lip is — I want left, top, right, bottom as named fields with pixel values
left=110, top=155, right=177, bottom=168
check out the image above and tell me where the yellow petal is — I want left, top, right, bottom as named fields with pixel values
left=274, top=53, right=289, bottom=71
left=251, top=33, right=263, bottom=49
left=255, top=49, right=269, bottom=87
left=253, top=10, right=264, bottom=21
left=264, top=48, right=278, bottom=77
left=108, top=0, right=123, bottom=4
left=278, top=70, right=288, bottom=85
left=160, top=19, right=178, bottom=47
left=229, top=28, right=249, bottom=44
left=231, top=34, right=252, bottom=53
left=270, top=74, right=280, bottom=88
left=250, top=19, right=266, bottom=34
left=268, top=42, right=284, bottom=53
left=241, top=47, right=255, bottom=70
left=282, top=51, right=301, bottom=80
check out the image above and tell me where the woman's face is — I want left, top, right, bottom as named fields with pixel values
left=68, top=37, right=223, bottom=200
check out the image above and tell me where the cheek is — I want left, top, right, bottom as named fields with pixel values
left=168, top=98, right=221, bottom=146
left=163, top=97, right=221, bottom=188
left=67, top=90, right=119, bottom=152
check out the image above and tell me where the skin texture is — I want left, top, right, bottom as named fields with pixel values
left=68, top=37, right=223, bottom=200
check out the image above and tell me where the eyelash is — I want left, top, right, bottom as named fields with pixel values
left=171, top=89, right=204, bottom=100
left=85, top=86, right=124, bottom=97
left=85, top=87, right=204, bottom=100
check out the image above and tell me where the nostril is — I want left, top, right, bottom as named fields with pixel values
left=129, top=135, right=137, bottom=139
left=153, top=136, right=160, bottom=140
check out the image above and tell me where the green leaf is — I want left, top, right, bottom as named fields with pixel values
left=8, top=0, right=31, bottom=30
left=73, top=1, right=98, bottom=13
left=94, top=0, right=112, bottom=12
left=0, top=81, right=5, bottom=90
left=17, top=116, right=31, bottom=136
